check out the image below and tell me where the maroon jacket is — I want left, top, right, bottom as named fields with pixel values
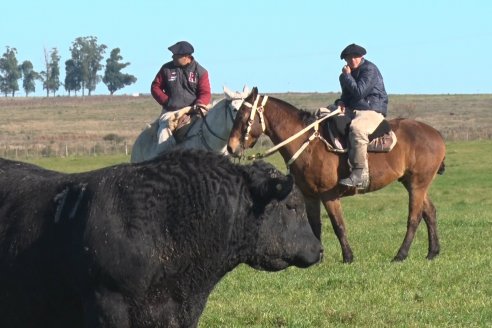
left=151, top=59, right=211, bottom=111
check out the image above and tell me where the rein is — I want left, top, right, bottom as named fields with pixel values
left=181, top=100, right=237, bottom=150
left=200, top=100, right=236, bottom=141
left=243, top=95, right=341, bottom=167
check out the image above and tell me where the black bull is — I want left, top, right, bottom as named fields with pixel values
left=0, top=149, right=322, bottom=328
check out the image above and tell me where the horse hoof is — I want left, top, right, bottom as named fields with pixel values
left=392, top=255, right=407, bottom=262
left=426, top=252, right=439, bottom=260
left=342, top=255, right=354, bottom=264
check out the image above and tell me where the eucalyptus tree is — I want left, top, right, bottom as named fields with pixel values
left=64, top=59, right=82, bottom=96
left=0, top=46, right=21, bottom=97
left=103, top=48, right=137, bottom=95
left=40, top=47, right=61, bottom=97
left=69, top=36, right=107, bottom=96
left=20, top=60, right=41, bottom=96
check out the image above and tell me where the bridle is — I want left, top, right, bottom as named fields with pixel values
left=201, top=99, right=238, bottom=141
left=241, top=94, right=268, bottom=142
left=237, top=94, right=342, bottom=169
left=182, top=98, right=242, bottom=151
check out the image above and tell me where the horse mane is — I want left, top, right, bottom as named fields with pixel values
left=270, top=96, right=315, bottom=125
left=211, top=97, right=226, bottom=107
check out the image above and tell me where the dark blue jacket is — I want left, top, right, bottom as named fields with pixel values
left=339, top=59, right=388, bottom=116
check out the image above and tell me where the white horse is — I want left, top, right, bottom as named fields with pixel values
left=131, top=85, right=250, bottom=163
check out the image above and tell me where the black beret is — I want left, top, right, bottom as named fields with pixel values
left=340, top=43, right=366, bottom=59
left=168, top=41, right=194, bottom=55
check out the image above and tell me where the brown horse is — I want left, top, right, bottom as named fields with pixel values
left=227, top=87, right=446, bottom=263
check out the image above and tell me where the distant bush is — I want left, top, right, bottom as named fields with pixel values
left=103, top=133, right=124, bottom=143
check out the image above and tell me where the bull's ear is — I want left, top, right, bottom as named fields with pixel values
left=243, top=161, right=294, bottom=206
left=269, top=174, right=294, bottom=201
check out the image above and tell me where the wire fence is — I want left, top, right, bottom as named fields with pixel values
left=439, top=127, right=492, bottom=141
left=1, top=126, right=490, bottom=160
left=0, top=141, right=130, bottom=160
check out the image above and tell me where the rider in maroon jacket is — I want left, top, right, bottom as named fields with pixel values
left=151, top=41, right=212, bottom=152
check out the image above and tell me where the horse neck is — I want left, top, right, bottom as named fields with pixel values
left=263, top=99, right=309, bottom=150
left=206, top=99, right=227, bottom=123
left=200, top=99, right=231, bottom=150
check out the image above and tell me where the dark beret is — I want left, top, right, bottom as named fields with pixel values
left=340, top=43, right=366, bottom=59
left=168, top=41, right=194, bottom=55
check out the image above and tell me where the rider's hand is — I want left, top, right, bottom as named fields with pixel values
left=194, top=103, right=208, bottom=115
left=342, top=65, right=351, bottom=74
left=334, top=100, right=346, bottom=113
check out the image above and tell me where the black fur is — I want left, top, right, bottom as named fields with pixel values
left=0, top=149, right=321, bottom=328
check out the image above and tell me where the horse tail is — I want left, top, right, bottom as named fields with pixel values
left=437, top=157, right=446, bottom=175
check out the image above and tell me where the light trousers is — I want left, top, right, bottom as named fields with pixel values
left=348, top=110, right=385, bottom=169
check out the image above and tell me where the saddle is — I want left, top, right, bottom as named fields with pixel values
left=173, top=113, right=201, bottom=143
left=318, top=112, right=397, bottom=153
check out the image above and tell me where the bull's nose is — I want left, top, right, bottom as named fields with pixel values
left=294, top=243, right=324, bottom=268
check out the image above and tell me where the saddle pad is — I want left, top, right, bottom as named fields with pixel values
left=367, top=131, right=397, bottom=152
left=174, top=115, right=200, bottom=142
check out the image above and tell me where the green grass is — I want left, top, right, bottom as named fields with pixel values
left=24, top=154, right=130, bottom=173
left=26, top=140, right=492, bottom=327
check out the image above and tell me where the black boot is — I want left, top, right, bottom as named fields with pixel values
left=339, top=168, right=369, bottom=189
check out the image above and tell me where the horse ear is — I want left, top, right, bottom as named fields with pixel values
left=251, top=87, right=258, bottom=98
left=223, top=85, right=233, bottom=98
left=242, top=84, right=251, bottom=95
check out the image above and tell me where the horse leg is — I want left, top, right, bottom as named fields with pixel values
left=303, top=196, right=322, bottom=240
left=394, top=184, right=426, bottom=262
left=422, top=195, right=440, bottom=259
left=322, top=198, right=354, bottom=263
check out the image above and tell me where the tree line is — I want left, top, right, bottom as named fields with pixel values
left=0, top=36, right=137, bottom=97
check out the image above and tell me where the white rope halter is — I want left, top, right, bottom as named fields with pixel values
left=242, top=94, right=268, bottom=141
left=242, top=94, right=342, bottom=171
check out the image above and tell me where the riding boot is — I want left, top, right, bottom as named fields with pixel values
left=339, top=166, right=369, bottom=189
left=339, top=143, right=369, bottom=189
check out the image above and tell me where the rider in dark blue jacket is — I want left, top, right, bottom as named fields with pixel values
left=339, top=57, right=388, bottom=116
left=337, top=44, right=388, bottom=189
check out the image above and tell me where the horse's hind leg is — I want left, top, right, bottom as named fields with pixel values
left=322, top=198, right=354, bottom=263
left=422, top=195, right=440, bottom=259
left=394, top=184, right=425, bottom=262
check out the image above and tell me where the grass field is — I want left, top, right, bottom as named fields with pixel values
left=25, top=140, right=492, bottom=327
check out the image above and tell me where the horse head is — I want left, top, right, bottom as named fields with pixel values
left=208, top=85, right=250, bottom=130
left=227, top=86, right=267, bottom=157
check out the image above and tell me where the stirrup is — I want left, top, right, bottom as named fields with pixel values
left=339, top=173, right=369, bottom=189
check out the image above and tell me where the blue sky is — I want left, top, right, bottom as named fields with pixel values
left=2, top=0, right=491, bottom=96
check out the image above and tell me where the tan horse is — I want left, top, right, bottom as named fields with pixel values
left=227, top=87, right=446, bottom=262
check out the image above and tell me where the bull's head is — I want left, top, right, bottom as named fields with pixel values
left=242, top=161, right=323, bottom=271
